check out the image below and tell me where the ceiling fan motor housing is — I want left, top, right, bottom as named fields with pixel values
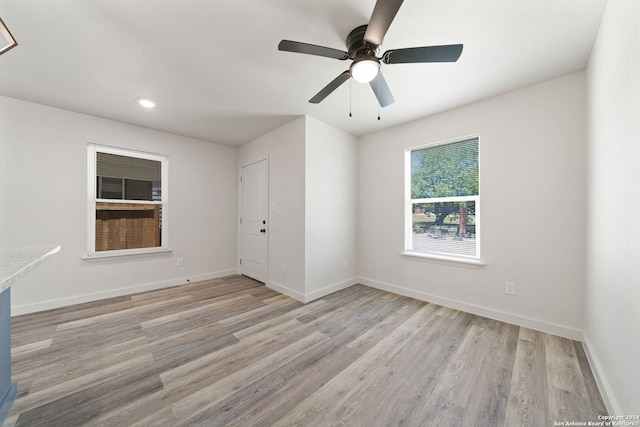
left=346, top=25, right=378, bottom=59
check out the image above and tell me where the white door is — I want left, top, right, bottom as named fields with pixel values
left=241, top=159, right=268, bottom=283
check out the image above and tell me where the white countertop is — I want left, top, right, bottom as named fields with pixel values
left=0, top=245, right=61, bottom=293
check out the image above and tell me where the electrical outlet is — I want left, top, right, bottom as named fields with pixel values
left=343, top=259, right=348, bottom=269
left=281, top=262, right=287, bottom=273
left=505, top=282, right=516, bottom=296
left=176, top=258, right=184, bottom=267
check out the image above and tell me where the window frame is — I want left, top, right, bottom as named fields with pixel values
left=86, top=143, right=169, bottom=258
left=403, top=136, right=482, bottom=265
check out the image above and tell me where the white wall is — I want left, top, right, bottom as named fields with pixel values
left=238, top=117, right=307, bottom=298
left=305, top=116, right=358, bottom=299
left=585, top=0, right=640, bottom=414
left=239, top=116, right=359, bottom=302
left=358, top=72, right=587, bottom=339
left=1, top=96, right=239, bottom=314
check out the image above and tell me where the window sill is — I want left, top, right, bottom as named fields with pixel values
left=83, top=247, right=172, bottom=262
left=401, top=251, right=485, bottom=269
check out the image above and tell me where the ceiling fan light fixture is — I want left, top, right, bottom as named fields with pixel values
left=350, top=57, right=380, bottom=83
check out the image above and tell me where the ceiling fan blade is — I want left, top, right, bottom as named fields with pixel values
left=278, top=40, right=349, bottom=60
left=369, top=72, right=395, bottom=107
left=382, top=44, right=463, bottom=64
left=309, top=71, right=351, bottom=104
left=364, top=0, right=404, bottom=46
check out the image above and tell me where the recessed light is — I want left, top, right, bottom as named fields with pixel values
left=138, top=99, right=155, bottom=108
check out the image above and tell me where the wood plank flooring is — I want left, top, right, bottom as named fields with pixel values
left=4, top=276, right=607, bottom=426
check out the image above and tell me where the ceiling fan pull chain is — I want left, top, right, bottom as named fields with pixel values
left=377, top=77, right=381, bottom=120
left=379, top=41, right=383, bottom=120
left=349, top=78, right=353, bottom=117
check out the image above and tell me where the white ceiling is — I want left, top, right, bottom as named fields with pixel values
left=0, top=0, right=607, bottom=147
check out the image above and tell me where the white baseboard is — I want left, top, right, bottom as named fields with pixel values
left=14, top=271, right=583, bottom=342
left=582, top=335, right=618, bottom=415
left=267, top=277, right=358, bottom=304
left=358, top=276, right=583, bottom=341
left=303, top=278, right=358, bottom=303
left=267, top=281, right=306, bottom=302
left=11, top=268, right=238, bottom=316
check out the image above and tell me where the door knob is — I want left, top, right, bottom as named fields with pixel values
left=260, top=229, right=266, bottom=233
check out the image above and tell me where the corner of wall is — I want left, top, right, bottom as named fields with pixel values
left=581, top=334, right=619, bottom=415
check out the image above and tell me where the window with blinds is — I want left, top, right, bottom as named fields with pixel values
left=88, top=145, right=168, bottom=255
left=405, top=137, right=480, bottom=260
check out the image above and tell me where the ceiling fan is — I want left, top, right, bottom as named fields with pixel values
left=278, top=0, right=463, bottom=108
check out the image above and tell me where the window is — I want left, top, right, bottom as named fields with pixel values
left=405, top=137, right=480, bottom=261
left=87, top=144, right=168, bottom=256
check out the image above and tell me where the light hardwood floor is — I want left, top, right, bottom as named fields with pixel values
left=5, top=276, right=606, bottom=426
